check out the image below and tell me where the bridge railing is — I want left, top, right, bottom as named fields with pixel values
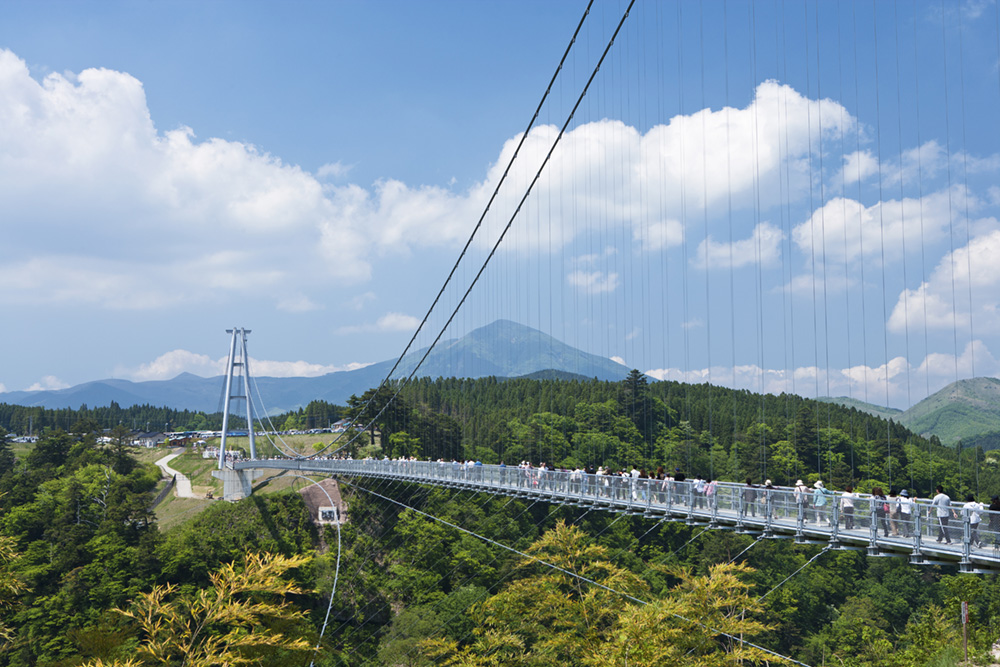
left=241, top=458, right=1000, bottom=568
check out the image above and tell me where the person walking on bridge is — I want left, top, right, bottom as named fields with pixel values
left=841, top=486, right=857, bottom=530
left=897, top=489, right=914, bottom=537
left=794, top=479, right=809, bottom=522
left=813, top=481, right=832, bottom=526
left=963, top=494, right=985, bottom=548
left=742, top=478, right=758, bottom=517
left=872, top=487, right=890, bottom=538
left=990, top=495, right=1000, bottom=546
left=931, top=486, right=956, bottom=544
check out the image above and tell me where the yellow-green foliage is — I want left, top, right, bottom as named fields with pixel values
left=0, top=534, right=27, bottom=643
left=422, top=521, right=785, bottom=667
left=85, top=552, right=313, bottom=667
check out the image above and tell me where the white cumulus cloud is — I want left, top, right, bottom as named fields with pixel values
left=336, top=312, right=421, bottom=335
left=27, top=375, right=70, bottom=392
left=889, top=227, right=1000, bottom=334
left=568, top=270, right=620, bottom=294
left=644, top=340, right=998, bottom=408
left=693, top=221, right=784, bottom=270
left=791, top=185, right=973, bottom=268
left=117, top=349, right=369, bottom=381
left=836, top=150, right=880, bottom=186
left=0, top=49, right=865, bottom=315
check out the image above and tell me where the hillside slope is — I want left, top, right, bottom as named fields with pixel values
left=898, top=377, right=1000, bottom=446
left=816, top=396, right=903, bottom=421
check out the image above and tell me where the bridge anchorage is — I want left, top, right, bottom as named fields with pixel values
left=232, top=458, right=1000, bottom=574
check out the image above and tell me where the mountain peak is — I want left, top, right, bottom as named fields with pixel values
left=899, top=376, right=1000, bottom=445
left=0, top=319, right=631, bottom=412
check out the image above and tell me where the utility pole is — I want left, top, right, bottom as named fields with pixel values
left=962, top=601, right=969, bottom=663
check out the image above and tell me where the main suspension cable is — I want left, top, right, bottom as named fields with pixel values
left=309, top=0, right=597, bottom=458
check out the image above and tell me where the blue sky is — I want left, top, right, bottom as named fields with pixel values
left=1, top=0, right=999, bottom=410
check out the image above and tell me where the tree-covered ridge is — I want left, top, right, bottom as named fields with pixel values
left=0, top=399, right=346, bottom=437
left=7, top=372, right=990, bottom=499
left=0, top=402, right=228, bottom=435
left=347, top=373, right=998, bottom=499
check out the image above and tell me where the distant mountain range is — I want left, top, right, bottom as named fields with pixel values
left=820, top=377, right=1000, bottom=448
left=0, top=320, right=631, bottom=414
left=6, top=319, right=999, bottom=449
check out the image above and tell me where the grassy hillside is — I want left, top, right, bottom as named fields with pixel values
left=899, top=377, right=1000, bottom=446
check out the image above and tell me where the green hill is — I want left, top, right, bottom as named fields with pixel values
left=816, top=396, right=903, bottom=421
left=898, top=377, right=1000, bottom=447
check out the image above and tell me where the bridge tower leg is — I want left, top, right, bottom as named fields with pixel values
left=218, top=327, right=257, bottom=469
left=212, top=467, right=262, bottom=501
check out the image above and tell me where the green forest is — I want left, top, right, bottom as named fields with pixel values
left=0, top=374, right=997, bottom=666
left=342, top=372, right=999, bottom=500
left=0, top=400, right=345, bottom=437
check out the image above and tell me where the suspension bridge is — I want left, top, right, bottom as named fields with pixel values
left=222, top=458, right=999, bottom=573
left=208, top=0, right=1000, bottom=584
left=193, top=2, right=1000, bottom=662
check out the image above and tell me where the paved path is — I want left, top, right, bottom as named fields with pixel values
left=155, top=450, right=195, bottom=498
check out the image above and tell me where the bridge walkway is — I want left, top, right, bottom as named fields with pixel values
left=234, top=459, right=1000, bottom=573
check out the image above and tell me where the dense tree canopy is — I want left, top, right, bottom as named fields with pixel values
left=0, top=376, right=998, bottom=666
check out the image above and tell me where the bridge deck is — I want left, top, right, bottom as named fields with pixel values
left=235, top=459, right=1000, bottom=572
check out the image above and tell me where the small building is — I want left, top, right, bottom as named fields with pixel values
left=134, top=432, right=166, bottom=448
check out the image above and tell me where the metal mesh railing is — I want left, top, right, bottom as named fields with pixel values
left=238, top=458, right=1000, bottom=568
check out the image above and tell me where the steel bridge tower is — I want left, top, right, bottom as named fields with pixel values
left=218, top=327, right=257, bottom=468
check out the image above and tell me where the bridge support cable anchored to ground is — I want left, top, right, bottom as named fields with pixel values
left=276, top=474, right=342, bottom=667
left=728, top=535, right=765, bottom=564
left=662, top=526, right=710, bottom=561
left=756, top=546, right=831, bottom=602
left=330, top=475, right=634, bottom=665
left=324, top=482, right=553, bottom=655
left=329, top=481, right=585, bottom=662
left=389, top=510, right=639, bottom=667
left=324, top=479, right=452, bottom=633
left=339, top=477, right=813, bottom=667
left=308, top=0, right=596, bottom=459
left=313, top=475, right=430, bottom=616
left=311, top=0, right=636, bottom=461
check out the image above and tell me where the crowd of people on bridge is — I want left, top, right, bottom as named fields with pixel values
left=287, top=452, right=1000, bottom=549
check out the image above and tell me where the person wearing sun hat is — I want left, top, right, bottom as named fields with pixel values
left=813, top=480, right=832, bottom=526
left=794, top=479, right=809, bottom=521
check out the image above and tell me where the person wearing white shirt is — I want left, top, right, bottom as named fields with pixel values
left=840, top=486, right=857, bottom=530
left=963, top=494, right=985, bottom=548
left=931, top=486, right=956, bottom=544
left=897, top=489, right=914, bottom=537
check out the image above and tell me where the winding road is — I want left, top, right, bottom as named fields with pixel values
left=155, top=450, right=195, bottom=498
